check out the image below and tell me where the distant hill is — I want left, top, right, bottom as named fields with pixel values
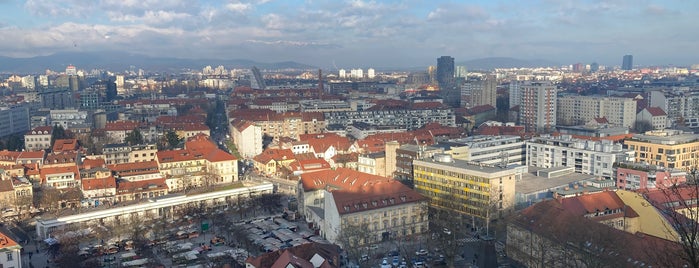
left=457, top=57, right=560, bottom=70
left=0, top=51, right=317, bottom=73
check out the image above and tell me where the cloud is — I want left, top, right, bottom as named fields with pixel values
left=244, top=39, right=340, bottom=48
left=226, top=2, right=252, bottom=13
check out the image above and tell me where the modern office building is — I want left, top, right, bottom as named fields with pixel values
left=413, top=155, right=522, bottom=225
left=557, top=95, right=637, bottom=127
left=394, top=144, right=443, bottom=186
left=436, top=56, right=458, bottom=107
left=526, top=135, right=633, bottom=179
left=518, top=82, right=557, bottom=133
left=624, top=129, right=699, bottom=170
left=437, top=135, right=526, bottom=166
left=622, top=54, right=633, bottom=70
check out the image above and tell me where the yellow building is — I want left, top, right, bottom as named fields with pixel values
left=624, top=130, right=699, bottom=170
left=413, top=154, right=520, bottom=225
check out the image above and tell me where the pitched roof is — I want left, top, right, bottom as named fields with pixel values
left=299, top=168, right=391, bottom=192
left=82, top=176, right=116, bottom=190
left=26, top=125, right=52, bottom=135
left=593, top=117, right=609, bottom=124
left=0, top=150, right=21, bottom=162
left=0, top=230, right=20, bottom=250
left=52, top=139, right=79, bottom=152
left=331, top=180, right=426, bottom=215
left=300, top=133, right=352, bottom=153
left=40, top=165, right=80, bottom=182
left=559, top=191, right=630, bottom=216
left=81, top=158, right=106, bottom=169
left=108, top=161, right=160, bottom=176
left=44, top=151, right=79, bottom=165
left=645, top=107, right=667, bottom=116
left=245, top=242, right=340, bottom=268
left=289, top=158, right=331, bottom=173
left=260, top=148, right=296, bottom=162
left=18, top=151, right=45, bottom=160
left=184, top=134, right=218, bottom=151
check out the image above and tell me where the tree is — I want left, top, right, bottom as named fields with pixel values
left=164, top=129, right=183, bottom=149
left=125, top=128, right=144, bottom=145
left=634, top=120, right=653, bottom=133
left=647, top=170, right=699, bottom=268
left=5, top=134, right=23, bottom=151
left=337, top=221, right=373, bottom=267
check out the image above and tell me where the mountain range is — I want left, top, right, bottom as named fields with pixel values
left=0, top=51, right=318, bottom=73
left=0, top=51, right=560, bottom=74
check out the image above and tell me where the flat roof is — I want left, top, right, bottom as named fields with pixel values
left=516, top=168, right=596, bottom=194
left=414, top=157, right=522, bottom=178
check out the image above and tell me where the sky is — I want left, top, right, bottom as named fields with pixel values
left=0, top=0, right=697, bottom=68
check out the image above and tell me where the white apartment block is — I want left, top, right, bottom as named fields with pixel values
left=460, top=75, right=497, bottom=109
left=230, top=119, right=263, bottom=159
left=649, top=89, right=699, bottom=127
left=440, top=135, right=526, bottom=166
left=526, top=135, right=634, bottom=179
left=557, top=95, right=637, bottom=128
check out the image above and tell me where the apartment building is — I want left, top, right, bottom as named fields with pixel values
left=0, top=103, right=30, bottom=138
left=557, top=95, right=637, bottom=128
left=24, top=126, right=53, bottom=151
left=636, top=107, right=668, bottom=130
left=231, top=119, right=263, bottom=159
left=615, top=162, right=687, bottom=190
left=323, top=108, right=455, bottom=130
left=438, top=135, right=526, bottom=166
left=324, top=180, right=429, bottom=245
left=649, top=89, right=699, bottom=127
left=518, top=82, right=557, bottom=133
left=526, top=135, right=633, bottom=179
left=624, top=129, right=699, bottom=170
left=413, top=155, right=521, bottom=224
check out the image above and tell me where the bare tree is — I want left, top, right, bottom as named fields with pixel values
left=646, top=170, right=699, bottom=268
left=336, top=221, right=373, bottom=267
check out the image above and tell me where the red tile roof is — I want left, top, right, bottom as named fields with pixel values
left=0, top=150, right=21, bottom=162
left=82, top=176, right=116, bottom=190
left=231, top=119, right=255, bottom=132
left=105, top=120, right=143, bottom=131
left=0, top=230, right=20, bottom=250
left=289, top=158, right=331, bottom=173
left=331, top=180, right=426, bottom=215
left=185, top=134, right=218, bottom=151
left=245, top=243, right=340, bottom=268
left=108, top=161, right=160, bottom=176
left=593, top=117, right=609, bottom=124
left=299, top=168, right=391, bottom=192
left=559, top=191, right=635, bottom=217
left=82, top=158, right=106, bottom=169
left=260, top=148, right=296, bottom=162
left=26, top=125, right=53, bottom=135
left=299, top=133, right=352, bottom=153
left=52, top=139, right=79, bottom=152
left=355, top=138, right=385, bottom=153
left=0, top=180, right=13, bottom=192
left=270, top=250, right=315, bottom=268
left=44, top=151, right=79, bottom=165
left=40, top=165, right=80, bottom=183
left=18, top=151, right=45, bottom=160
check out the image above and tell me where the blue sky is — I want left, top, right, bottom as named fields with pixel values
left=0, top=0, right=696, bottom=68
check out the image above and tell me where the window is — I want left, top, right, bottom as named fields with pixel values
left=7, top=251, right=12, bottom=261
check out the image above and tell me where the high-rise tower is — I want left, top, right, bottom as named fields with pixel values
left=437, top=56, right=458, bottom=107
left=622, top=55, right=633, bottom=70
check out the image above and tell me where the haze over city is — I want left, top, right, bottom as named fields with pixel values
left=1, top=0, right=698, bottom=68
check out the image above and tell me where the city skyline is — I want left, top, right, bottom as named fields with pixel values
left=0, top=0, right=697, bottom=68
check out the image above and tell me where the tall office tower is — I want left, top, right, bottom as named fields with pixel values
left=338, top=69, right=346, bottom=78
left=115, top=75, right=125, bottom=89
left=519, top=81, right=557, bottom=133
left=455, top=66, right=468, bottom=78
left=106, top=79, right=118, bottom=102
left=437, top=56, right=458, bottom=107
left=250, top=66, right=266, bottom=90
left=590, top=62, right=599, bottom=72
left=622, top=55, right=633, bottom=70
